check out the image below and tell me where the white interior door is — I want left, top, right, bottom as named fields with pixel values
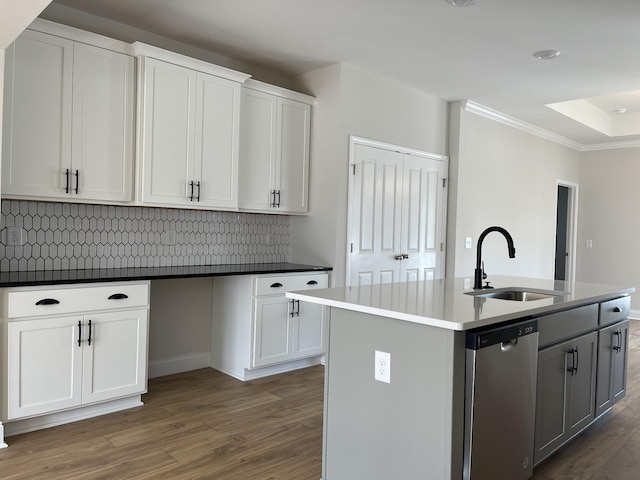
left=347, top=144, right=403, bottom=287
left=347, top=138, right=448, bottom=287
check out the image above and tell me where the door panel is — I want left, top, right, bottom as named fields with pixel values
left=348, top=144, right=403, bottom=287
left=348, top=141, right=447, bottom=286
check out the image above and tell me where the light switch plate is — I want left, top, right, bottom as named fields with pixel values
left=465, top=237, right=472, bottom=249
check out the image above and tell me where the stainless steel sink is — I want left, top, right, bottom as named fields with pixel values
left=465, top=287, right=565, bottom=302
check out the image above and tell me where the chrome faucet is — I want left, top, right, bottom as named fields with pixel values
left=474, top=226, right=516, bottom=290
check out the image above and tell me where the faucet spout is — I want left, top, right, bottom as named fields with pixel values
left=473, top=226, right=516, bottom=290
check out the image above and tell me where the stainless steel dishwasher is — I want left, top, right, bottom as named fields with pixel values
left=463, top=319, right=539, bottom=480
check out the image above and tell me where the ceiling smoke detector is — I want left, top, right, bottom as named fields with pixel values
left=533, top=50, right=561, bottom=60
left=614, top=108, right=628, bottom=114
left=444, top=0, right=477, bottom=6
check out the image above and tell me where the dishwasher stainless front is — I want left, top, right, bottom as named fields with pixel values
left=463, top=319, right=539, bottom=480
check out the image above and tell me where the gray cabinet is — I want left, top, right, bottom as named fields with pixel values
left=534, top=331, right=597, bottom=465
left=595, top=319, right=629, bottom=417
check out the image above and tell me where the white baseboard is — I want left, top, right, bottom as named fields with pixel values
left=629, top=310, right=640, bottom=320
left=0, top=422, right=6, bottom=448
left=148, top=351, right=212, bottom=379
left=215, top=356, right=323, bottom=382
left=3, top=396, right=142, bottom=439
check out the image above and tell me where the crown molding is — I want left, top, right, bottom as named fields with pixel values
left=461, top=100, right=640, bottom=152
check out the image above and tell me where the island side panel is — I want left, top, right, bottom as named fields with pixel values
left=323, top=307, right=465, bottom=480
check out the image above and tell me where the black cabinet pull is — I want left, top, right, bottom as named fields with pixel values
left=613, top=306, right=622, bottom=313
left=77, top=320, right=82, bottom=347
left=290, top=299, right=295, bottom=317
left=88, top=320, right=92, bottom=346
left=270, top=189, right=277, bottom=207
left=189, top=181, right=194, bottom=201
left=613, top=329, right=622, bottom=353
left=74, top=169, right=79, bottom=194
left=196, top=181, right=201, bottom=202
left=295, top=299, right=300, bottom=317
left=307, top=280, right=318, bottom=285
left=276, top=190, right=281, bottom=208
left=566, top=348, right=577, bottom=376
left=108, top=293, right=129, bottom=300
left=65, top=168, right=70, bottom=194
left=35, top=298, right=60, bottom=306
left=574, top=346, right=579, bottom=374
left=270, top=282, right=283, bottom=288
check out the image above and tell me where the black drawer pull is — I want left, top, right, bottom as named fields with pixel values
left=108, top=293, right=129, bottom=300
left=77, top=320, right=82, bottom=347
left=613, top=306, right=622, bottom=313
left=35, top=298, right=60, bottom=306
left=307, top=280, right=318, bottom=285
left=88, top=320, right=92, bottom=346
left=270, top=283, right=283, bottom=288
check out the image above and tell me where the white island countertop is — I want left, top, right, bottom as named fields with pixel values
left=286, top=276, right=635, bottom=331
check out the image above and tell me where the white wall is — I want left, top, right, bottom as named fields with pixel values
left=577, top=147, right=640, bottom=310
left=447, top=102, right=581, bottom=281
left=148, top=278, right=213, bottom=377
left=289, top=63, right=448, bottom=286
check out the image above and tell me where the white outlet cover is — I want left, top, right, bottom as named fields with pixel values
left=465, top=237, right=472, bottom=249
left=375, top=350, right=391, bottom=384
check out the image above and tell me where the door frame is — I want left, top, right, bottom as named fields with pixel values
left=556, top=179, right=579, bottom=285
left=346, top=136, right=448, bottom=286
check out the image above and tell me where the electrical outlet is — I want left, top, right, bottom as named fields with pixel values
left=586, top=239, right=593, bottom=248
left=266, top=233, right=275, bottom=245
left=464, top=277, right=471, bottom=289
left=375, top=350, right=391, bottom=384
left=7, top=226, right=24, bottom=246
left=465, top=237, right=472, bottom=249
left=165, top=230, right=176, bottom=246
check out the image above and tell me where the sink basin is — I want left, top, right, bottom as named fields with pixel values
left=465, top=287, right=565, bottom=302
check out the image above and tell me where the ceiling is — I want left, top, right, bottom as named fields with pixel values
left=50, top=0, right=640, bottom=149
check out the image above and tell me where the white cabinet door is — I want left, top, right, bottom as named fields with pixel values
left=253, top=296, right=292, bottom=367
left=2, top=29, right=73, bottom=198
left=239, top=89, right=311, bottom=214
left=292, top=301, right=326, bottom=359
left=238, top=88, right=277, bottom=211
left=139, top=57, right=196, bottom=206
left=82, top=309, right=148, bottom=404
left=194, top=72, right=241, bottom=209
left=276, top=98, right=310, bottom=213
left=72, top=43, right=135, bottom=202
left=6, top=316, right=83, bottom=419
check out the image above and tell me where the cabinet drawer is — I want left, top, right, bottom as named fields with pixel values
left=537, top=304, right=598, bottom=349
left=255, top=273, right=328, bottom=296
left=7, top=282, right=150, bottom=319
left=599, top=296, right=630, bottom=327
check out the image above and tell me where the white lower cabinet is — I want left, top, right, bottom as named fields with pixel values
left=212, top=272, right=329, bottom=380
left=2, top=282, right=150, bottom=422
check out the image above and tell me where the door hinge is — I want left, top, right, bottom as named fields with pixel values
left=442, top=178, right=447, bottom=188
left=350, top=242, right=354, bottom=253
left=440, top=242, right=444, bottom=251
left=351, top=164, right=356, bottom=175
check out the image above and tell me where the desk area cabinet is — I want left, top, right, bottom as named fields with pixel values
left=1, top=281, right=150, bottom=429
left=212, top=271, right=328, bottom=380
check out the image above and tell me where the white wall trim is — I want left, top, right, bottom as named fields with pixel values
left=148, top=351, right=212, bottom=379
left=3, top=396, right=142, bottom=439
left=629, top=311, right=640, bottom=321
left=349, top=136, right=448, bottom=161
left=556, top=180, right=579, bottom=286
left=463, top=101, right=640, bottom=152
left=463, top=101, right=583, bottom=151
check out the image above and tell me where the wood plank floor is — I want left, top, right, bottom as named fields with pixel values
left=2, top=321, right=640, bottom=479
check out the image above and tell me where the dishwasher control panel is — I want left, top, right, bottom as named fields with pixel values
left=466, top=320, right=538, bottom=350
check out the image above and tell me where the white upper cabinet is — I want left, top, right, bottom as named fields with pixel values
left=134, top=44, right=247, bottom=210
left=239, top=80, right=313, bottom=214
left=2, top=21, right=135, bottom=203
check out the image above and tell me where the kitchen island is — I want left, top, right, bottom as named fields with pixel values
left=286, top=276, right=635, bottom=480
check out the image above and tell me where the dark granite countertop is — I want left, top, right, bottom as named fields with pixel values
left=0, top=263, right=333, bottom=288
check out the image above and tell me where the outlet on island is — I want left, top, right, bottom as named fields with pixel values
left=375, top=350, right=391, bottom=384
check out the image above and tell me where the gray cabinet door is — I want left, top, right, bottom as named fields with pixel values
left=612, top=320, right=629, bottom=403
left=534, top=339, right=570, bottom=465
left=596, top=320, right=629, bottom=418
left=566, top=332, right=597, bottom=438
left=534, top=331, right=597, bottom=466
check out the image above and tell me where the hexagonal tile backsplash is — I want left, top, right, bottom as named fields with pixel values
left=0, top=200, right=289, bottom=271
